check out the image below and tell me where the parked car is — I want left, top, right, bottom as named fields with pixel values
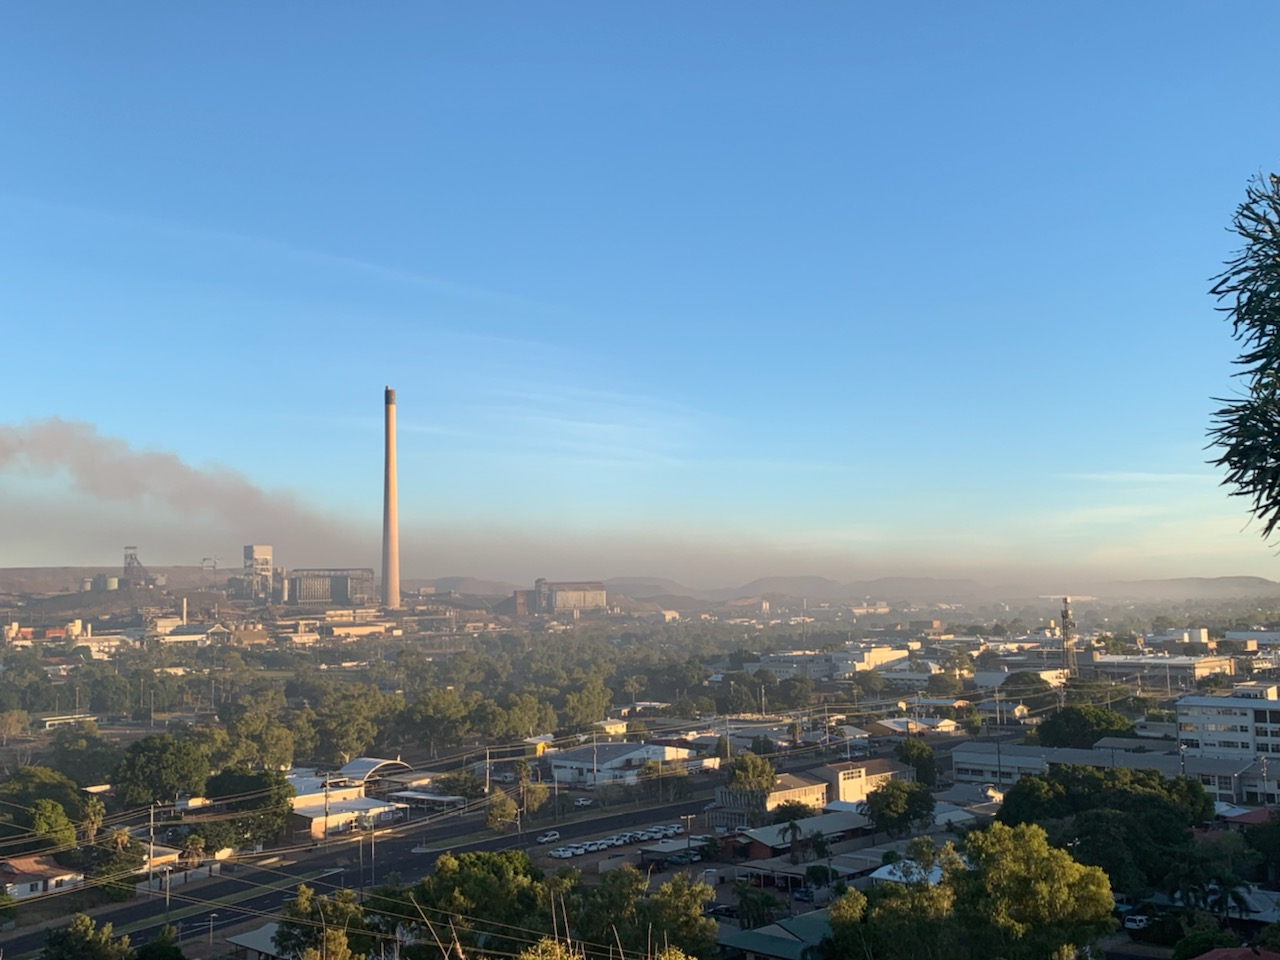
left=704, top=904, right=738, bottom=920
left=537, top=831, right=561, bottom=844
left=1123, top=916, right=1150, bottom=931
left=549, top=847, right=573, bottom=859
left=793, top=888, right=815, bottom=902
left=668, top=824, right=685, bottom=834
left=568, top=844, right=587, bottom=856
left=574, top=797, right=593, bottom=808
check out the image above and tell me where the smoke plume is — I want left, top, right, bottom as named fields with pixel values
left=0, top=417, right=371, bottom=564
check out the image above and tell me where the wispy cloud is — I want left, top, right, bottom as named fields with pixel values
left=1066, top=471, right=1212, bottom=484
left=0, top=193, right=553, bottom=313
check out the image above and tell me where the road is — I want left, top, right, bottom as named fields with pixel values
left=0, top=796, right=709, bottom=957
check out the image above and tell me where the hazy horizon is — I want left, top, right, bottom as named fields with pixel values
left=1, top=415, right=1276, bottom=593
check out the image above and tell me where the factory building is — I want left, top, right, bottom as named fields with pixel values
left=534, top=578, right=607, bottom=614
left=288, top=569, right=376, bottom=606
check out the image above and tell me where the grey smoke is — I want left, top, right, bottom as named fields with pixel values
left=0, top=417, right=372, bottom=565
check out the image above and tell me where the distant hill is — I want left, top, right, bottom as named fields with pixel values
left=714, top=576, right=849, bottom=602
left=845, top=577, right=988, bottom=602
left=604, top=577, right=697, bottom=599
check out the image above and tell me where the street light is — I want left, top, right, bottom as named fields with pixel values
left=207, top=913, right=218, bottom=952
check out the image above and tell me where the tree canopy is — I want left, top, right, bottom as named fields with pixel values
left=1037, top=705, right=1133, bottom=749
left=114, top=736, right=209, bottom=807
left=822, top=826, right=1113, bottom=960
left=1209, top=172, right=1280, bottom=537
left=863, top=780, right=935, bottom=838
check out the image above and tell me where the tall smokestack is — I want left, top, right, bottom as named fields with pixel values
left=381, top=386, right=401, bottom=610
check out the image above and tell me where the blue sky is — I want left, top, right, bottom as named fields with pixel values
left=2, top=2, right=1279, bottom=587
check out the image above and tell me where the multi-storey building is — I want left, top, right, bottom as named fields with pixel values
left=813, top=758, right=915, bottom=805
left=1176, top=681, right=1280, bottom=760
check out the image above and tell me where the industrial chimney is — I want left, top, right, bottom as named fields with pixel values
left=381, top=386, right=401, bottom=610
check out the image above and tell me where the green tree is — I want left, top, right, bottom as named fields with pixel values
left=410, top=850, right=553, bottom=957
left=50, top=722, right=124, bottom=786
left=29, top=798, right=76, bottom=852
left=113, top=735, right=209, bottom=807
left=0, top=709, right=28, bottom=746
left=405, top=687, right=473, bottom=758
left=40, top=914, right=133, bottom=960
left=863, top=780, right=935, bottom=838
left=953, top=823, right=1114, bottom=960
left=772, top=800, right=817, bottom=824
left=562, top=677, right=612, bottom=729
left=735, top=881, right=783, bottom=930
left=1037, top=705, right=1133, bottom=749
left=81, top=795, right=106, bottom=845
left=894, top=738, right=938, bottom=787
left=430, top=771, right=487, bottom=799
left=487, top=792, right=519, bottom=833
left=727, top=751, right=777, bottom=792
left=1208, top=172, right=1280, bottom=537
left=204, top=767, right=294, bottom=845
left=638, top=873, right=718, bottom=960
left=135, top=926, right=187, bottom=960
left=822, top=888, right=870, bottom=959
left=274, top=884, right=369, bottom=960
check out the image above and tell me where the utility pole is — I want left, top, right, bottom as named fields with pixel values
left=148, top=804, right=155, bottom=895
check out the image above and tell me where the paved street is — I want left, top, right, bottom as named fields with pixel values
left=0, top=796, right=709, bottom=958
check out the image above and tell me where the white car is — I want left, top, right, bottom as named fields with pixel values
left=568, top=844, right=587, bottom=856
left=549, top=847, right=573, bottom=859
left=574, top=797, right=593, bottom=808
left=1123, top=916, right=1151, bottom=931
left=537, top=831, right=561, bottom=844
left=668, top=824, right=685, bottom=834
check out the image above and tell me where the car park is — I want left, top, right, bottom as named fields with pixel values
left=537, top=831, right=561, bottom=844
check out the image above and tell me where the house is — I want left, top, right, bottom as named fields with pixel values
left=735, top=810, right=871, bottom=861
left=718, top=908, right=833, bottom=960
left=812, top=758, right=915, bottom=806
left=866, top=717, right=959, bottom=737
left=548, top=742, right=692, bottom=787
left=0, top=856, right=84, bottom=899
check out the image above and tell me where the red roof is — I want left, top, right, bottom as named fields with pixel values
left=1224, top=806, right=1277, bottom=826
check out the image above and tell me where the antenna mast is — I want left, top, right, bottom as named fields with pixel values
left=1061, top=596, right=1077, bottom=678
